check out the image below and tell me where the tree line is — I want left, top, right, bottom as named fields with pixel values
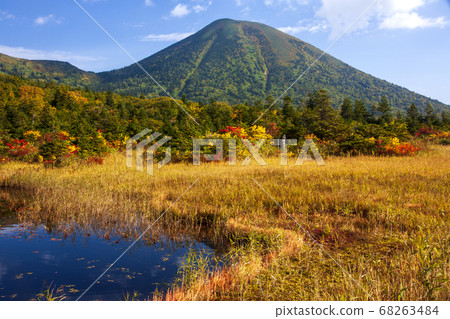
left=0, top=74, right=448, bottom=162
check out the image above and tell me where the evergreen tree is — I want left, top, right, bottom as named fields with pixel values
left=367, top=104, right=378, bottom=124
left=37, top=105, right=57, bottom=132
left=378, top=96, right=392, bottom=124
left=282, top=95, right=296, bottom=138
left=204, top=101, right=233, bottom=131
left=353, top=100, right=369, bottom=123
left=424, top=103, right=439, bottom=127
left=52, top=88, right=68, bottom=109
left=6, top=103, right=29, bottom=136
left=0, top=103, right=8, bottom=132
left=340, top=97, right=353, bottom=122
left=261, top=95, right=281, bottom=125
left=105, top=91, right=114, bottom=108
left=441, top=111, right=450, bottom=130
left=282, top=95, right=294, bottom=119
left=181, top=94, right=188, bottom=105
left=303, top=90, right=347, bottom=140
left=406, top=103, right=421, bottom=134
left=265, top=95, right=275, bottom=107
left=306, top=90, right=330, bottom=111
left=118, top=102, right=129, bottom=119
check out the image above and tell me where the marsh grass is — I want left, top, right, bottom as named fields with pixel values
left=123, top=291, right=142, bottom=301
left=176, top=248, right=218, bottom=288
left=34, top=283, right=66, bottom=301
left=0, top=146, right=449, bottom=300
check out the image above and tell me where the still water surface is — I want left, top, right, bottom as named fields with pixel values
left=0, top=207, right=219, bottom=301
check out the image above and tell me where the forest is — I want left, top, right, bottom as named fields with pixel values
left=0, top=73, right=449, bottom=165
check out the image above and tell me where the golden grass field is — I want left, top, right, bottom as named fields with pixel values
left=0, top=146, right=449, bottom=301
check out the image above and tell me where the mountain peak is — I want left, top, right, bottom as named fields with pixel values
left=0, top=19, right=448, bottom=112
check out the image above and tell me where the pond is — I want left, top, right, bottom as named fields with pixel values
left=0, top=192, right=223, bottom=301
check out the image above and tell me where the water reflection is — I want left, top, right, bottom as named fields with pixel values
left=0, top=190, right=223, bottom=301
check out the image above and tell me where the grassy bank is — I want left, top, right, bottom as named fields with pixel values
left=0, top=146, right=449, bottom=300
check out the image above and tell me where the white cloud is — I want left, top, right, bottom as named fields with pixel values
left=317, top=0, right=449, bottom=39
left=380, top=0, right=426, bottom=14
left=34, top=14, right=62, bottom=26
left=264, top=0, right=309, bottom=9
left=141, top=32, right=194, bottom=42
left=278, top=21, right=328, bottom=34
left=0, top=45, right=104, bottom=63
left=144, top=0, right=154, bottom=6
left=193, top=5, right=207, bottom=13
left=377, top=0, right=449, bottom=30
left=194, top=1, right=212, bottom=13
left=278, top=25, right=308, bottom=33
left=170, top=4, right=191, bottom=18
left=380, top=12, right=448, bottom=29
left=240, top=5, right=251, bottom=16
left=316, top=0, right=374, bottom=38
left=0, top=10, right=15, bottom=21
left=316, top=0, right=448, bottom=38
left=264, top=0, right=309, bottom=5
left=167, top=2, right=211, bottom=18
left=236, top=0, right=309, bottom=11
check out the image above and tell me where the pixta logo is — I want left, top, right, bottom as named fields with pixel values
left=193, top=137, right=325, bottom=166
left=127, top=129, right=325, bottom=175
left=126, top=129, right=171, bottom=175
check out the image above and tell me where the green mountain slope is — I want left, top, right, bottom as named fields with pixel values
left=96, top=19, right=448, bottom=112
left=0, top=19, right=448, bottom=113
left=0, top=53, right=99, bottom=87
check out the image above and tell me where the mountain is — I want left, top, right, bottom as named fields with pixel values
left=0, top=53, right=98, bottom=87
left=0, top=19, right=448, bottom=113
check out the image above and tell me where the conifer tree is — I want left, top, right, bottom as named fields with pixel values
left=441, top=111, right=450, bottom=130
left=378, top=96, right=392, bottom=124
left=367, top=104, right=378, bottom=124
left=282, top=95, right=294, bottom=119
left=340, top=97, right=353, bottom=121
left=105, top=91, right=114, bottom=107
left=353, top=100, right=369, bottom=123
left=303, top=90, right=346, bottom=140
left=424, top=103, right=439, bottom=127
left=406, top=103, right=421, bottom=133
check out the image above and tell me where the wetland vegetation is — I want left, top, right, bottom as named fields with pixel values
left=0, top=146, right=448, bottom=300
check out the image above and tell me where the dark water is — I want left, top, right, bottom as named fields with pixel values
left=0, top=208, right=221, bottom=301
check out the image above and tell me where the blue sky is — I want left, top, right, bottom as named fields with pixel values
left=0, top=0, right=449, bottom=104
